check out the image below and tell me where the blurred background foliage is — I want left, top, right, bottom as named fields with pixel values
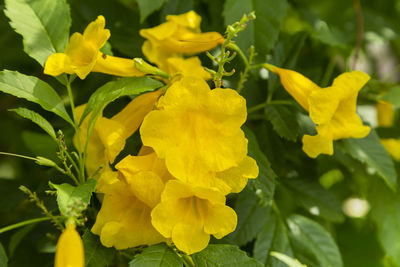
left=1, top=0, right=400, bottom=266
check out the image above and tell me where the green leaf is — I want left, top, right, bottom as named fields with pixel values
left=264, top=105, right=300, bottom=141
left=223, top=0, right=287, bottom=60
left=137, top=0, right=166, bottom=23
left=161, top=0, right=193, bottom=17
left=254, top=210, right=293, bottom=267
left=192, top=244, right=263, bottom=267
left=270, top=252, right=307, bottom=267
left=0, top=242, right=7, bottom=267
left=83, top=230, right=115, bottom=267
left=313, top=20, right=347, bottom=48
left=129, top=243, right=183, bottom=267
left=282, top=178, right=344, bottom=222
left=244, top=127, right=276, bottom=204
left=49, top=179, right=97, bottom=216
left=341, top=129, right=397, bottom=190
left=382, top=85, right=400, bottom=107
left=287, top=214, right=343, bottom=267
left=4, top=0, right=71, bottom=66
left=10, top=107, right=56, bottom=140
left=22, top=131, right=58, bottom=162
left=0, top=70, right=73, bottom=125
left=225, top=190, right=270, bottom=246
left=8, top=224, right=35, bottom=257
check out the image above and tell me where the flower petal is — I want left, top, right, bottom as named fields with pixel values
left=55, top=224, right=84, bottom=267
left=92, top=55, right=145, bottom=77
left=44, top=53, right=73, bottom=76
left=302, top=133, right=334, bottom=158
left=172, top=223, right=210, bottom=254
left=203, top=204, right=237, bottom=239
left=82, top=15, right=110, bottom=49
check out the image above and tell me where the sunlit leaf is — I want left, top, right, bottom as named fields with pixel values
left=129, top=243, right=183, bottom=267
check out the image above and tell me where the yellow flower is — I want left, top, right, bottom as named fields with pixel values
left=269, top=66, right=371, bottom=158
left=165, top=57, right=211, bottom=80
left=140, top=11, right=224, bottom=75
left=75, top=90, right=162, bottom=177
left=151, top=180, right=237, bottom=254
left=44, top=15, right=144, bottom=79
left=140, top=76, right=253, bottom=188
left=376, top=100, right=394, bottom=127
left=381, top=139, right=400, bottom=161
left=55, top=222, right=84, bottom=267
left=91, top=152, right=168, bottom=249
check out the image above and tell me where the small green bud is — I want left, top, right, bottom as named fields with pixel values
left=35, top=156, right=57, bottom=167
left=134, top=58, right=170, bottom=79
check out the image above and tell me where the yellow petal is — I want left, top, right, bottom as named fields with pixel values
left=82, top=15, right=110, bottom=50
left=172, top=223, right=210, bottom=254
left=95, top=117, right=126, bottom=164
left=302, top=133, right=334, bottom=158
left=166, top=11, right=202, bottom=31
left=203, top=204, right=237, bottom=239
left=377, top=101, right=394, bottom=127
left=139, top=21, right=178, bottom=41
left=308, top=88, right=340, bottom=125
left=44, top=53, right=74, bottom=76
left=381, top=138, right=400, bottom=161
left=92, top=55, right=145, bottom=77
left=166, top=57, right=211, bottom=79
left=55, top=223, right=84, bottom=267
left=163, top=32, right=224, bottom=54
left=331, top=71, right=370, bottom=97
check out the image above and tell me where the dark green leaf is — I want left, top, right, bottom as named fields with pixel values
left=49, top=179, right=97, bottom=216
left=0, top=242, right=7, bottom=267
left=382, top=85, right=400, bottom=107
left=21, top=131, right=58, bottom=162
left=8, top=224, right=35, bottom=257
left=0, top=70, right=73, bottom=125
left=282, top=178, right=344, bottom=222
left=10, top=107, right=56, bottom=140
left=264, top=105, right=300, bottom=141
left=254, top=209, right=293, bottom=267
left=129, top=243, right=183, bottom=267
left=224, top=0, right=287, bottom=60
left=4, top=0, right=71, bottom=65
left=244, top=127, right=276, bottom=204
left=161, top=0, right=193, bottom=17
left=137, top=0, right=166, bottom=23
left=83, top=230, right=115, bottom=267
left=287, top=214, right=343, bottom=267
left=341, top=129, right=397, bottom=190
left=192, top=244, right=263, bottom=267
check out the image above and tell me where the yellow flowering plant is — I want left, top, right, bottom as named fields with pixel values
left=0, top=1, right=399, bottom=267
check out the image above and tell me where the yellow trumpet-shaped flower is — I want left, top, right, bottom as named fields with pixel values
left=75, top=90, right=162, bottom=177
left=381, top=139, right=400, bottom=161
left=376, top=100, right=395, bottom=127
left=44, top=15, right=144, bottom=79
left=91, top=153, right=168, bottom=249
left=140, top=76, right=254, bottom=187
left=140, top=11, right=224, bottom=76
left=269, top=66, right=371, bottom=158
left=151, top=180, right=237, bottom=255
left=55, top=222, right=84, bottom=267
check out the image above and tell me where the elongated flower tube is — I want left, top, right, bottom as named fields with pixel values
left=151, top=180, right=237, bottom=254
left=44, top=15, right=144, bottom=79
left=140, top=76, right=258, bottom=192
left=74, top=90, right=162, bottom=177
left=267, top=65, right=371, bottom=158
left=55, top=222, right=84, bottom=267
left=91, top=153, right=168, bottom=249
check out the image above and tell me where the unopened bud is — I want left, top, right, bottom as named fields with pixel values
left=134, top=58, right=169, bottom=79
left=35, top=156, right=57, bottom=167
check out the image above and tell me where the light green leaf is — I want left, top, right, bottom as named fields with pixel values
left=283, top=178, right=344, bottom=222
left=0, top=70, right=73, bottom=125
left=341, top=129, right=397, bottom=190
left=4, top=0, right=71, bottom=66
left=49, top=179, right=97, bottom=216
left=314, top=20, right=346, bottom=48
left=270, top=252, right=307, bottom=267
left=265, top=105, right=300, bottom=141
left=244, top=127, right=276, bottom=204
left=83, top=230, right=115, bottom=267
left=254, top=210, right=293, bottom=267
left=192, top=244, right=263, bottom=267
left=287, top=214, right=343, bottom=267
left=10, top=107, right=56, bottom=140
left=382, top=85, right=400, bottom=107
left=137, top=0, right=166, bottom=23
left=129, top=243, right=183, bottom=267
left=224, top=0, right=287, bottom=60
left=0, top=242, right=7, bottom=267
left=225, top=190, right=270, bottom=246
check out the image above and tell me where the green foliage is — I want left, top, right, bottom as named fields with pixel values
left=382, top=85, right=400, bottom=107
left=137, top=0, right=167, bottom=22
left=0, top=242, right=7, bottom=267
left=264, top=105, right=300, bottom=141
left=129, top=243, right=183, bottom=267
left=4, top=0, right=71, bottom=66
left=83, top=230, right=115, bottom=267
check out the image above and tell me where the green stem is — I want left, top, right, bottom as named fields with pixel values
left=182, top=254, right=196, bottom=267
left=0, top=217, right=54, bottom=234
left=0, top=151, right=37, bottom=161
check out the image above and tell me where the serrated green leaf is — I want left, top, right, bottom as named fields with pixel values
left=287, top=214, right=343, bottom=267
left=4, top=0, right=71, bottom=66
left=225, top=190, right=270, bottom=246
left=0, top=70, right=73, bottom=125
left=382, top=85, right=400, bottom=107
left=265, top=105, right=300, bottom=141
left=137, top=0, right=166, bottom=23
left=244, top=127, right=276, bottom=204
left=341, top=129, right=397, bottom=190
left=254, top=209, right=293, bottom=267
left=83, top=230, right=115, bottom=267
left=49, top=179, right=97, bottom=216
left=283, top=178, right=344, bottom=222
left=224, top=0, right=287, bottom=60
left=192, top=244, right=263, bottom=267
left=129, top=243, right=183, bottom=267
left=10, top=107, right=56, bottom=140
left=0, top=242, right=7, bottom=267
